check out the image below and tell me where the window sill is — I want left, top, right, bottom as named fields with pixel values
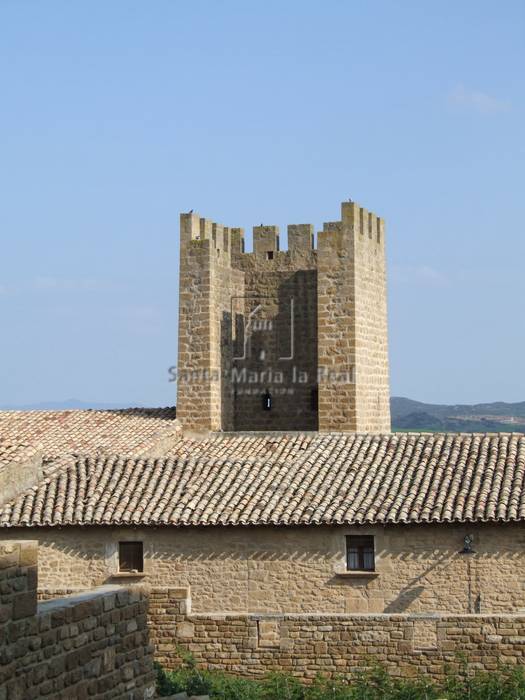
left=335, top=571, right=379, bottom=579
left=109, top=572, right=148, bottom=579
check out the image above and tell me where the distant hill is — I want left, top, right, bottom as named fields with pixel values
left=391, top=397, right=525, bottom=433
left=3, top=397, right=525, bottom=433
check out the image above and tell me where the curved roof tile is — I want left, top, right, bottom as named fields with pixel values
left=1, top=432, right=525, bottom=527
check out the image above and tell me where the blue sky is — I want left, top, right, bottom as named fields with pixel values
left=1, top=0, right=523, bottom=407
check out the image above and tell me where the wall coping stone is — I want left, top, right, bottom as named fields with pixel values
left=188, top=611, right=525, bottom=621
left=37, top=583, right=135, bottom=612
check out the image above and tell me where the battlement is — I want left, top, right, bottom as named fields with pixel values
left=253, top=225, right=279, bottom=258
left=180, top=200, right=383, bottom=267
left=180, top=212, right=245, bottom=260
left=341, top=201, right=384, bottom=243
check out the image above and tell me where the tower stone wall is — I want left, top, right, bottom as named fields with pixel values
left=176, top=200, right=391, bottom=432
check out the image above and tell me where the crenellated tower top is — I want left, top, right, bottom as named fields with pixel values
left=180, top=200, right=384, bottom=264
left=177, top=200, right=390, bottom=433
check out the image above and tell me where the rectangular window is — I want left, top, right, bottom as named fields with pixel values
left=118, top=541, right=143, bottom=573
left=346, top=535, right=375, bottom=571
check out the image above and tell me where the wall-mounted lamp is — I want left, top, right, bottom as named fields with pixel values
left=461, top=534, right=475, bottom=554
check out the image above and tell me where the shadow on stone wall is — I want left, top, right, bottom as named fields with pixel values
left=0, top=540, right=155, bottom=699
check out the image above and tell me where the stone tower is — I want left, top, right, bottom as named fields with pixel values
left=176, top=200, right=391, bottom=433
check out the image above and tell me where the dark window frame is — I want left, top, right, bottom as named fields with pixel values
left=118, top=541, right=144, bottom=573
left=346, top=535, right=375, bottom=572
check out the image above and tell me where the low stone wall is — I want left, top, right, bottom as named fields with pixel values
left=148, top=587, right=525, bottom=681
left=0, top=541, right=155, bottom=700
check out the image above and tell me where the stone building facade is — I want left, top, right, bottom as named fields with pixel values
left=2, top=431, right=524, bottom=617
left=176, top=200, right=391, bottom=433
left=1, top=522, right=524, bottom=617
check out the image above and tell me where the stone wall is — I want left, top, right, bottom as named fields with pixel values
left=0, top=540, right=155, bottom=700
left=316, top=218, right=356, bottom=431
left=149, top=587, right=525, bottom=681
left=349, top=204, right=390, bottom=432
left=176, top=200, right=391, bottom=433
left=3, top=522, right=525, bottom=615
left=176, top=213, right=220, bottom=432
left=317, top=202, right=390, bottom=432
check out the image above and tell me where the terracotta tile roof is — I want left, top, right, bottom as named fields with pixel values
left=0, top=407, right=180, bottom=462
left=1, top=432, right=525, bottom=528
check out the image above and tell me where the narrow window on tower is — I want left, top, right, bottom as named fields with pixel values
left=262, top=391, right=272, bottom=410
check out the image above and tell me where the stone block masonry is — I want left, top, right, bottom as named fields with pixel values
left=149, top=588, right=525, bottom=682
left=176, top=200, right=391, bottom=432
left=6, top=522, right=525, bottom=616
left=0, top=540, right=155, bottom=700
